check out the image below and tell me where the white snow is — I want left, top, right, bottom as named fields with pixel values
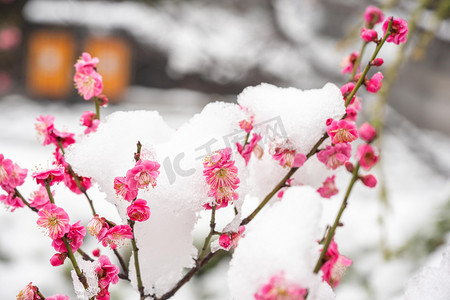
left=228, top=186, right=335, bottom=299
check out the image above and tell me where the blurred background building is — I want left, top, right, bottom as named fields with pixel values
left=0, top=0, right=449, bottom=133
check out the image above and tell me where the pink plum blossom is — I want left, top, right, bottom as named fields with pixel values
left=32, top=165, right=65, bottom=186
left=16, top=282, right=38, bottom=300
left=269, top=139, right=306, bottom=168
left=35, top=115, right=55, bottom=146
left=88, top=215, right=109, bottom=238
left=239, top=116, right=254, bottom=133
left=100, top=225, right=133, bottom=249
left=383, top=17, right=408, bottom=45
left=95, top=255, right=119, bottom=297
left=340, top=51, right=359, bottom=75
left=254, top=272, right=307, bottom=300
left=80, top=111, right=100, bottom=134
left=356, top=144, right=379, bottom=171
left=114, top=176, right=138, bottom=201
left=51, top=128, right=76, bottom=148
left=52, top=221, right=86, bottom=253
left=345, top=106, right=358, bottom=121
left=5, top=163, right=27, bottom=189
left=320, top=239, right=352, bottom=288
left=63, top=172, right=92, bottom=195
left=327, top=120, right=358, bottom=144
left=127, top=199, right=151, bottom=222
left=359, top=122, right=377, bottom=142
left=317, top=144, right=352, bottom=170
left=74, top=52, right=99, bottom=73
left=340, top=82, right=358, bottom=105
left=317, top=175, right=339, bottom=198
left=29, top=186, right=52, bottom=210
left=366, top=72, right=383, bottom=93
left=360, top=174, right=377, bottom=188
left=37, top=204, right=71, bottom=240
left=73, top=68, right=103, bottom=101
left=364, top=6, right=384, bottom=26
left=236, top=133, right=263, bottom=165
left=361, top=28, right=378, bottom=42
left=126, top=160, right=160, bottom=190
left=0, top=154, right=13, bottom=187
left=203, top=148, right=240, bottom=209
left=219, top=226, right=245, bottom=251
left=0, top=193, right=24, bottom=211
left=50, top=252, right=67, bottom=266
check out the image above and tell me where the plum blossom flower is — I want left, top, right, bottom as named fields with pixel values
left=127, top=199, right=151, bottom=222
left=35, top=115, right=55, bottom=146
left=113, top=176, right=138, bottom=201
left=50, top=252, right=67, bottom=266
left=269, top=139, right=306, bottom=168
left=80, top=111, right=100, bottom=134
left=364, top=7, right=384, bottom=25
left=317, top=176, right=339, bottom=198
left=74, top=67, right=103, bottom=101
left=16, top=282, right=38, bottom=300
left=126, top=160, right=160, bottom=190
left=95, top=255, right=119, bottom=297
left=360, top=174, right=377, bottom=188
left=383, top=17, right=408, bottom=45
left=88, top=215, right=109, bottom=238
left=359, top=122, right=377, bottom=142
left=0, top=154, right=13, bottom=186
left=0, top=193, right=24, bottom=211
left=340, top=51, right=359, bottom=75
left=63, top=172, right=92, bottom=195
left=51, top=128, right=76, bottom=148
left=320, top=239, right=352, bottom=288
left=366, top=72, right=383, bottom=93
left=356, top=144, right=379, bottom=171
left=74, top=52, right=99, bottom=73
left=236, top=133, right=263, bottom=165
left=254, top=272, right=308, bottom=300
left=100, top=225, right=133, bottom=249
left=361, top=28, right=378, bottom=42
left=6, top=163, right=27, bottom=189
left=37, top=204, right=71, bottom=239
left=239, top=115, right=254, bottom=133
left=29, top=186, right=52, bottom=210
left=317, top=144, right=352, bottom=170
left=203, top=148, right=240, bottom=209
left=52, top=221, right=86, bottom=253
left=32, top=165, right=65, bottom=186
left=219, top=226, right=245, bottom=251
left=327, top=120, right=358, bottom=144
left=364, top=6, right=384, bottom=26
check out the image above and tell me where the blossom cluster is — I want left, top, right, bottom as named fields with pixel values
left=0, top=154, right=27, bottom=210
left=9, top=4, right=414, bottom=299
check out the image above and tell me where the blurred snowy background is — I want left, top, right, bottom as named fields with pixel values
left=1, top=0, right=450, bottom=299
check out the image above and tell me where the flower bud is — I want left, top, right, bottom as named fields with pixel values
left=50, top=253, right=67, bottom=266
left=360, top=174, right=377, bottom=188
